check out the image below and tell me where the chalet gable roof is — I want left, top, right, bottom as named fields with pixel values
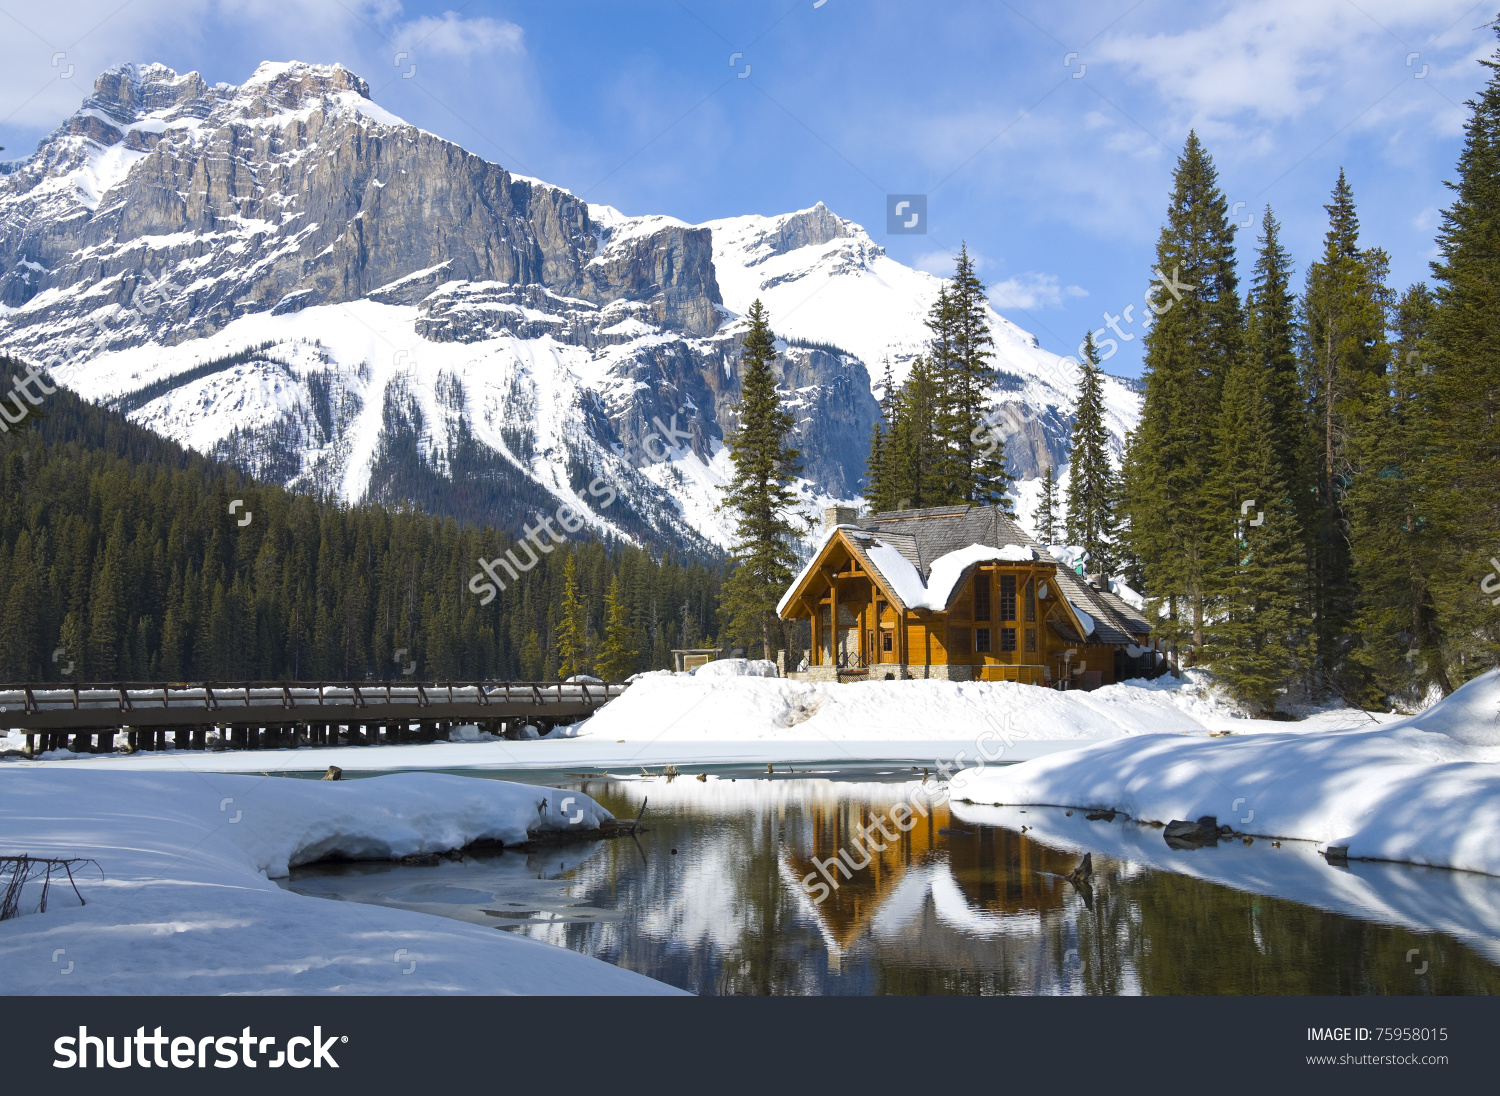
left=777, top=506, right=1050, bottom=619
left=778, top=505, right=1152, bottom=647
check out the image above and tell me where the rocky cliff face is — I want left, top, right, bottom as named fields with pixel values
left=0, top=60, right=1134, bottom=553
left=0, top=63, right=721, bottom=350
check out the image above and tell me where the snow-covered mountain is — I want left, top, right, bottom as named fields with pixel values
left=0, top=61, right=1139, bottom=553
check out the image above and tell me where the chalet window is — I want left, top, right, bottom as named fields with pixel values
left=877, top=599, right=887, bottom=619
left=948, top=627, right=972, bottom=656
left=1000, top=626, right=1017, bottom=652
left=1024, top=578, right=1036, bottom=622
left=1024, top=627, right=1037, bottom=653
left=999, top=575, right=1017, bottom=621
left=882, top=631, right=893, bottom=652
left=975, top=627, right=991, bottom=652
left=973, top=574, right=990, bottom=621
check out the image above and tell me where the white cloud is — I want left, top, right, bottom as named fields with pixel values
left=913, top=247, right=986, bottom=276
left=1091, top=0, right=1481, bottom=136
left=392, top=13, right=525, bottom=61
left=988, top=272, right=1087, bottom=311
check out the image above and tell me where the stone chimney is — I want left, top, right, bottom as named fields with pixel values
left=823, top=505, right=858, bottom=531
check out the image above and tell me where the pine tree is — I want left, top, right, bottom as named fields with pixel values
left=927, top=245, right=1011, bottom=506
left=595, top=573, right=637, bottom=681
left=520, top=627, right=544, bottom=680
left=1203, top=210, right=1315, bottom=711
left=864, top=360, right=898, bottom=512
left=1347, top=284, right=1449, bottom=705
left=555, top=551, right=588, bottom=679
left=1301, top=170, right=1392, bottom=680
left=1248, top=208, right=1309, bottom=512
left=1035, top=466, right=1059, bottom=544
left=1064, top=332, right=1117, bottom=576
left=1121, top=132, right=1243, bottom=668
left=886, top=355, right=942, bottom=508
left=865, top=420, right=888, bottom=512
left=1201, top=206, right=1315, bottom=710
left=1422, top=28, right=1500, bottom=681
left=720, top=300, right=803, bottom=660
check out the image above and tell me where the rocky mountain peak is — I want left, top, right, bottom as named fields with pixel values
left=759, top=202, right=858, bottom=257
left=0, top=59, right=1140, bottom=556
left=84, top=63, right=214, bottom=129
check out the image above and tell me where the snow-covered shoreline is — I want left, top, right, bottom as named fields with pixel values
left=5, top=671, right=1390, bottom=774
left=0, top=770, right=684, bottom=995
left=949, top=669, right=1500, bottom=878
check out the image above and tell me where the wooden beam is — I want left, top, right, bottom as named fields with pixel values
left=801, top=596, right=821, bottom=666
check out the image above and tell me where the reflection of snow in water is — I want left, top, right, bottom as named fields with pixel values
left=952, top=801, right=1500, bottom=966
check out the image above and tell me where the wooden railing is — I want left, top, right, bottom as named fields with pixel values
left=0, top=680, right=628, bottom=734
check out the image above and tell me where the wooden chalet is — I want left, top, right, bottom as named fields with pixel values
left=777, top=504, right=1157, bottom=688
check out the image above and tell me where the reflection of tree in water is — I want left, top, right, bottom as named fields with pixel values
left=1122, top=874, right=1500, bottom=995
left=877, top=827, right=1500, bottom=996
left=504, top=783, right=1500, bottom=996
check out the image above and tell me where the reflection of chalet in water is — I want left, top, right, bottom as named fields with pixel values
left=778, top=504, right=1157, bottom=688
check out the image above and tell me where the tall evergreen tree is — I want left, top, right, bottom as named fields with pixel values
left=1064, top=333, right=1117, bottom=576
left=1347, top=284, right=1450, bottom=705
left=864, top=359, right=898, bottom=512
left=1246, top=208, right=1309, bottom=511
left=1202, top=210, right=1314, bottom=710
left=554, top=552, right=588, bottom=678
left=520, top=628, right=544, bottom=680
left=927, top=245, right=1012, bottom=507
left=595, top=573, right=636, bottom=681
left=1423, top=28, right=1500, bottom=680
left=1121, top=132, right=1243, bottom=667
left=885, top=355, right=942, bottom=509
left=720, top=300, right=803, bottom=660
left=1301, top=170, right=1392, bottom=679
left=1035, top=466, right=1059, bottom=544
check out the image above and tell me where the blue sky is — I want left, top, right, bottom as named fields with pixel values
left=0, top=0, right=1493, bottom=376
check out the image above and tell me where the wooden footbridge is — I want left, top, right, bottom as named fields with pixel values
left=0, top=680, right=628, bottom=755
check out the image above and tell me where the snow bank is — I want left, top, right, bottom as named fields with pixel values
left=692, top=657, right=778, bottom=678
left=950, top=669, right=1500, bottom=877
left=0, top=770, right=682, bottom=995
left=582, top=672, right=1226, bottom=743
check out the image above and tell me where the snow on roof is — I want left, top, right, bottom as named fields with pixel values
left=919, top=543, right=1034, bottom=611
left=1068, top=600, right=1096, bottom=636
left=782, top=529, right=1036, bottom=615
left=863, top=539, right=926, bottom=608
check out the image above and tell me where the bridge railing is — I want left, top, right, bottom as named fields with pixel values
left=0, top=680, right=628, bottom=721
